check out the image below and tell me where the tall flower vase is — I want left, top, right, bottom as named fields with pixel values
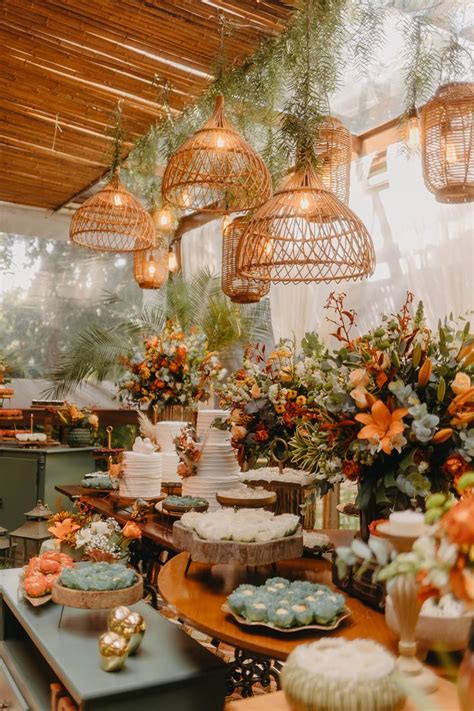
left=65, top=427, right=92, bottom=448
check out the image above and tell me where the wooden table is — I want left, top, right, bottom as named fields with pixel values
left=225, top=679, right=460, bottom=711
left=158, top=550, right=397, bottom=662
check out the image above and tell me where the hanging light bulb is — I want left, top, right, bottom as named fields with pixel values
left=113, top=192, right=123, bottom=207
left=147, top=260, right=156, bottom=277
left=407, top=115, right=420, bottom=149
left=168, top=249, right=178, bottom=272
left=159, top=210, right=170, bottom=228
left=216, top=134, right=226, bottom=149
left=445, top=131, right=459, bottom=164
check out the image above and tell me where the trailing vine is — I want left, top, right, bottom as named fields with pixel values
left=120, top=0, right=471, bottom=206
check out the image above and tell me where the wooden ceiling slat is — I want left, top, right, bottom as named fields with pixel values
left=0, top=0, right=292, bottom=209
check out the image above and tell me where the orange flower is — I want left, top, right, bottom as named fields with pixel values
left=368, top=518, right=388, bottom=537
left=443, top=454, right=469, bottom=481
left=355, top=400, right=408, bottom=455
left=48, top=518, right=80, bottom=541
left=441, top=497, right=474, bottom=546
left=417, top=358, right=432, bottom=386
left=122, top=521, right=142, bottom=540
left=449, top=559, right=474, bottom=604
left=432, top=428, right=453, bottom=444
left=448, top=387, right=474, bottom=425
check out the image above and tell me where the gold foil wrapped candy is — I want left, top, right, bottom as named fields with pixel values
left=99, top=631, right=129, bottom=672
left=108, top=605, right=146, bottom=654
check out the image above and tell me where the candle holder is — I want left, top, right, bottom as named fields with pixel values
left=378, top=525, right=438, bottom=694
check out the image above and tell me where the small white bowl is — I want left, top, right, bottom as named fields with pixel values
left=35, top=433, right=47, bottom=442
left=16, top=433, right=29, bottom=442
left=385, top=594, right=472, bottom=657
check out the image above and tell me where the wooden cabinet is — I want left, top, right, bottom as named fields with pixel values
left=0, top=447, right=94, bottom=530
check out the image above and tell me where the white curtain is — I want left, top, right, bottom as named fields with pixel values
left=180, top=145, right=473, bottom=344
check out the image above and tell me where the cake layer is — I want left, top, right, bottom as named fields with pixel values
left=161, top=451, right=181, bottom=482
left=196, top=409, right=229, bottom=438
left=121, top=441, right=162, bottom=498
left=156, top=421, right=185, bottom=452
left=202, top=427, right=231, bottom=445
left=183, top=473, right=241, bottom=510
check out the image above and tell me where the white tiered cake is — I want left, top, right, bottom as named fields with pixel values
left=120, top=437, right=162, bottom=499
left=155, top=421, right=184, bottom=483
left=182, top=409, right=240, bottom=510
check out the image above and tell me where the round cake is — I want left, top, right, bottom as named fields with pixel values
left=156, top=421, right=184, bottom=483
left=196, top=409, right=229, bottom=440
left=182, top=420, right=241, bottom=510
left=120, top=437, right=162, bottom=499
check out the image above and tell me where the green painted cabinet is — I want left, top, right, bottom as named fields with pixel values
left=0, top=447, right=94, bottom=530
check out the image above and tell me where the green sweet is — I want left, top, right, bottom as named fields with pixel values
left=426, top=493, right=446, bottom=509
left=59, top=562, right=137, bottom=592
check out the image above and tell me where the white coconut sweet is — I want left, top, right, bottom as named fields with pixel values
left=282, top=638, right=405, bottom=711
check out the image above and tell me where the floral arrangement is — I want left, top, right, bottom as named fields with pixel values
left=174, top=423, right=201, bottom=478
left=289, top=292, right=474, bottom=519
left=56, top=401, right=99, bottom=430
left=377, top=477, right=474, bottom=608
left=217, top=342, right=321, bottom=468
left=48, top=512, right=141, bottom=562
left=118, top=320, right=224, bottom=411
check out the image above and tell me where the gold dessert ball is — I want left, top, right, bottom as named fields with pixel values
left=108, top=605, right=131, bottom=632
left=99, top=631, right=129, bottom=657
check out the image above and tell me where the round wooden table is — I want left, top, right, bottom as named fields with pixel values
left=158, top=551, right=397, bottom=662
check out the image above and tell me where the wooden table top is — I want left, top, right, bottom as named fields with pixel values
left=158, top=549, right=397, bottom=662
left=225, top=678, right=460, bottom=711
left=55, top=484, right=177, bottom=551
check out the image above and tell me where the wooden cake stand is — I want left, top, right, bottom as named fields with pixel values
left=173, top=521, right=303, bottom=574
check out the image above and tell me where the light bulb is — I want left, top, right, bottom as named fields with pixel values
left=264, top=240, right=273, bottom=258
left=445, top=135, right=459, bottom=165
left=299, top=196, right=309, bottom=211
left=148, top=263, right=156, bottom=277
left=168, top=250, right=178, bottom=272
left=407, top=116, right=420, bottom=149
left=159, top=211, right=170, bottom=228
left=216, top=134, right=226, bottom=149
left=113, top=192, right=123, bottom=207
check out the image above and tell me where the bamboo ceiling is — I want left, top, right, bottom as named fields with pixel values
left=0, top=0, right=294, bottom=210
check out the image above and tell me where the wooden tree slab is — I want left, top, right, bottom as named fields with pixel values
left=173, top=522, right=303, bottom=566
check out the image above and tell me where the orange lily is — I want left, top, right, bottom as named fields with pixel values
left=355, top=400, right=408, bottom=454
left=48, top=518, right=81, bottom=541
left=448, top=387, right=474, bottom=426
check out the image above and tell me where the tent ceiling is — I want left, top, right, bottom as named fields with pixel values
left=0, top=0, right=293, bottom=210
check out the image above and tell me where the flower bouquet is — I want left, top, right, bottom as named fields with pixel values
left=117, top=320, right=224, bottom=416
left=48, top=512, right=141, bottom=563
left=218, top=342, right=321, bottom=469
left=56, top=401, right=99, bottom=447
left=290, top=292, right=474, bottom=534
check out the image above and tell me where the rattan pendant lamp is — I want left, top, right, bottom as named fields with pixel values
left=221, top=215, right=270, bottom=303
left=236, top=164, right=375, bottom=284
left=420, top=82, right=474, bottom=203
left=315, top=116, right=352, bottom=203
left=133, top=209, right=170, bottom=289
left=161, top=94, right=272, bottom=214
left=70, top=170, right=155, bottom=252
left=70, top=104, right=154, bottom=252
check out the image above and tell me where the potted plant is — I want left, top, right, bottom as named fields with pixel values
left=56, top=402, right=99, bottom=447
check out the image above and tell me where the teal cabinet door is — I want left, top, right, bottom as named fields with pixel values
left=0, top=456, right=37, bottom=530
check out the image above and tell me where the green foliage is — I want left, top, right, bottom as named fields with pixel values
left=46, top=269, right=272, bottom=397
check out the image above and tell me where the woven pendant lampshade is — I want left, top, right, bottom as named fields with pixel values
left=133, top=211, right=169, bottom=290
left=222, top=215, right=270, bottom=303
left=161, top=95, right=272, bottom=214
left=315, top=116, right=352, bottom=203
left=421, top=82, right=474, bottom=203
left=237, top=165, right=375, bottom=284
left=70, top=172, right=154, bottom=252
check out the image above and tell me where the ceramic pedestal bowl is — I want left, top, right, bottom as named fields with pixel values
left=385, top=594, right=472, bottom=659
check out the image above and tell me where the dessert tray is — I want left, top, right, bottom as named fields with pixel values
left=162, top=496, right=209, bottom=514
left=173, top=520, right=303, bottom=566
left=52, top=574, right=143, bottom=609
left=216, top=491, right=277, bottom=509
left=376, top=521, right=431, bottom=553
left=109, top=491, right=165, bottom=509
left=221, top=603, right=351, bottom=633
left=336, top=503, right=359, bottom=518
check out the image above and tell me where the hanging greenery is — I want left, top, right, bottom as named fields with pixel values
left=121, top=0, right=471, bottom=205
